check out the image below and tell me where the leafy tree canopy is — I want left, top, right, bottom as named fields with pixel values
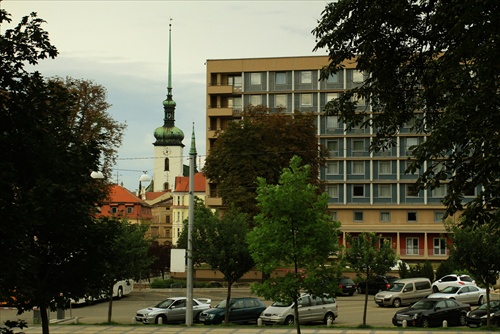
left=313, top=0, right=500, bottom=226
left=247, top=156, right=341, bottom=331
left=203, top=107, right=328, bottom=219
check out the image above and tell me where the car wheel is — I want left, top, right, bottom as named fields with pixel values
left=285, top=315, right=294, bottom=325
left=459, top=313, right=467, bottom=326
left=421, top=317, right=430, bottom=328
left=194, top=312, right=201, bottom=323
left=349, top=291, right=354, bottom=296
left=432, top=286, right=439, bottom=293
left=392, top=298, right=402, bottom=308
left=478, top=296, right=484, bottom=305
left=324, top=312, right=335, bottom=325
left=155, top=315, right=167, bottom=324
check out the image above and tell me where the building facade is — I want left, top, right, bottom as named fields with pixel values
left=99, top=184, right=153, bottom=225
left=205, top=55, right=463, bottom=264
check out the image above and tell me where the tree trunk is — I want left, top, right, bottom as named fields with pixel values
left=293, top=294, right=301, bottom=334
left=40, top=304, right=49, bottom=334
left=107, top=286, right=114, bottom=323
left=224, top=280, right=232, bottom=324
left=363, top=281, right=369, bottom=326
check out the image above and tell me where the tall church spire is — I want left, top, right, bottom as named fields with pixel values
left=153, top=20, right=184, bottom=147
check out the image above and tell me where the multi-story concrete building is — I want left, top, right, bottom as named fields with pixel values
left=205, top=55, right=461, bottom=264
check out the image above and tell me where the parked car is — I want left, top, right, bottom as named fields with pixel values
left=374, top=277, right=432, bottom=307
left=428, top=285, right=486, bottom=305
left=466, top=300, right=500, bottom=327
left=358, top=275, right=398, bottom=294
left=259, top=293, right=338, bottom=325
left=135, top=297, right=211, bottom=324
left=337, top=276, right=357, bottom=296
left=199, top=297, right=266, bottom=325
left=431, top=274, right=476, bottom=292
left=392, top=298, right=471, bottom=327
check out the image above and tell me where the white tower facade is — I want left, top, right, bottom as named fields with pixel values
left=152, top=22, right=185, bottom=192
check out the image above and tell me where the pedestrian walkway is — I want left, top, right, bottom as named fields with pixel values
left=18, top=325, right=500, bottom=334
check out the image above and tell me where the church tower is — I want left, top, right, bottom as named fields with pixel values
left=153, top=22, right=185, bottom=192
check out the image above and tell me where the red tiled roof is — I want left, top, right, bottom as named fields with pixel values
left=145, top=192, right=167, bottom=201
left=174, top=172, right=206, bottom=192
left=107, top=184, right=146, bottom=204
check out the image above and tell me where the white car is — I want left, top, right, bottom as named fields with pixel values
left=135, top=297, right=211, bottom=324
left=431, top=274, right=476, bottom=292
left=428, top=285, right=485, bottom=305
left=259, top=293, right=338, bottom=325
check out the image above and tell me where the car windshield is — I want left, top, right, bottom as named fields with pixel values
left=411, top=300, right=436, bottom=310
left=388, top=283, right=404, bottom=292
left=478, top=301, right=500, bottom=311
left=214, top=300, right=229, bottom=309
left=441, top=286, right=460, bottom=293
left=339, top=278, right=354, bottom=284
left=271, top=300, right=293, bottom=307
left=155, top=299, right=175, bottom=308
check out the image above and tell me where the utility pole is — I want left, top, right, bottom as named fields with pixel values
left=185, top=123, right=196, bottom=326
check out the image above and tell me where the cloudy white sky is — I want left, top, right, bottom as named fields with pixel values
left=4, top=0, right=330, bottom=191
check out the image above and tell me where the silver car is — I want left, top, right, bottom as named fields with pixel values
left=135, top=297, right=211, bottom=324
left=428, top=285, right=486, bottom=305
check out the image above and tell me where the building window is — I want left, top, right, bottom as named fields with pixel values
left=352, top=161, right=364, bottom=174
left=380, top=237, right=392, bottom=248
left=353, top=139, right=364, bottom=152
left=379, top=184, right=391, bottom=197
left=327, top=92, right=339, bottom=101
left=353, top=184, right=364, bottom=197
left=326, top=116, right=339, bottom=131
left=326, top=162, right=339, bottom=175
left=354, top=211, right=364, bottom=222
left=228, top=96, right=242, bottom=110
left=327, top=73, right=338, bottom=83
left=327, top=140, right=339, bottom=157
left=406, top=238, right=419, bottom=255
left=432, top=185, right=447, bottom=197
left=327, top=184, right=338, bottom=198
left=163, top=182, right=169, bottom=191
left=433, top=238, right=447, bottom=255
left=353, top=70, right=364, bottom=83
left=301, top=93, right=312, bottom=106
left=380, top=211, right=391, bottom=222
left=407, top=184, right=419, bottom=197
left=228, top=75, right=242, bottom=88
left=164, top=157, right=169, bottom=171
left=379, top=161, right=392, bottom=174
left=301, top=71, right=312, bottom=84
left=111, top=207, right=118, bottom=214
left=275, top=94, right=287, bottom=108
left=405, top=137, right=419, bottom=154
left=407, top=211, right=417, bottom=222
left=249, top=95, right=261, bottom=106
left=250, top=73, right=261, bottom=85
left=276, top=72, right=287, bottom=85
left=434, top=211, right=445, bottom=222
left=126, top=207, right=133, bottom=214
left=331, top=211, right=338, bottom=221
left=464, top=184, right=476, bottom=197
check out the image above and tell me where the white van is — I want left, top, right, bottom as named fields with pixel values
left=259, top=293, right=338, bottom=325
left=374, top=278, right=432, bottom=307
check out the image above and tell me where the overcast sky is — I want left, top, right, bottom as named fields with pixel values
left=4, top=0, right=330, bottom=191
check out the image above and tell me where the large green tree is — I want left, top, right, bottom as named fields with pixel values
left=203, top=107, right=328, bottom=219
left=0, top=10, right=124, bottom=334
left=345, top=232, right=396, bottom=326
left=313, top=0, right=500, bottom=227
left=447, top=221, right=500, bottom=326
left=247, top=156, right=340, bottom=334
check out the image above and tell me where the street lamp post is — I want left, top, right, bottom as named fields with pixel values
left=186, top=124, right=196, bottom=326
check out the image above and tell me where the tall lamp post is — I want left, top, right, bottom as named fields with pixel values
left=186, top=124, right=196, bottom=326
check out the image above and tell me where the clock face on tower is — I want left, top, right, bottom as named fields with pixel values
left=162, top=147, right=171, bottom=156
left=166, top=113, right=172, bottom=119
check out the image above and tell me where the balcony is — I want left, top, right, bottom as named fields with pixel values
left=207, top=84, right=241, bottom=95
left=207, top=107, right=234, bottom=117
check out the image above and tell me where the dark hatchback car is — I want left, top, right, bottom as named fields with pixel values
left=467, top=300, right=500, bottom=327
left=337, top=276, right=357, bottom=296
left=392, top=298, right=471, bottom=328
left=199, top=297, right=266, bottom=325
left=358, top=275, right=398, bottom=294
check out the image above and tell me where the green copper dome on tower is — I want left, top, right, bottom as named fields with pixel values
left=153, top=21, right=184, bottom=146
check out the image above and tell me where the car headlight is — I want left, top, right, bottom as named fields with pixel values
left=411, top=314, right=419, bottom=320
left=207, top=314, right=215, bottom=319
left=385, top=294, right=392, bottom=299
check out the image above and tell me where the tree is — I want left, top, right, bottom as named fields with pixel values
left=0, top=10, right=125, bottom=334
left=447, top=221, right=500, bottom=326
left=247, top=156, right=341, bottom=334
left=147, top=241, right=172, bottom=280
left=203, top=107, right=328, bottom=220
left=89, top=217, right=152, bottom=323
left=345, top=232, right=396, bottom=326
left=313, top=0, right=500, bottom=227
left=178, top=202, right=255, bottom=324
